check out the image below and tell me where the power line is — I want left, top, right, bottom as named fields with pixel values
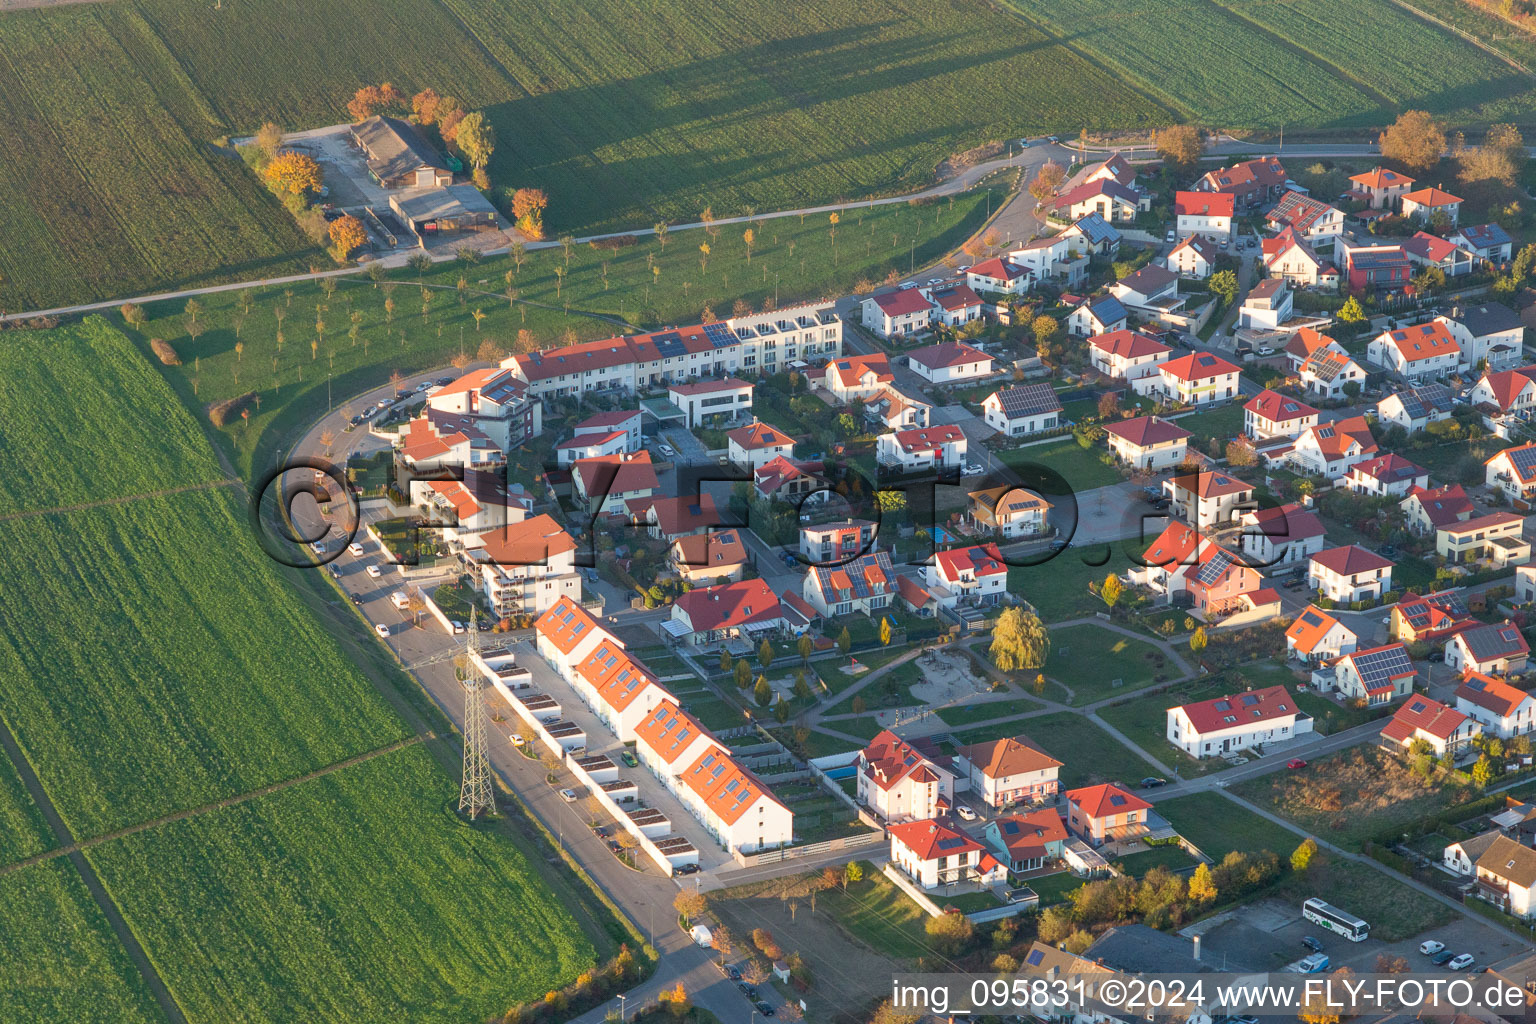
left=459, top=610, right=495, bottom=819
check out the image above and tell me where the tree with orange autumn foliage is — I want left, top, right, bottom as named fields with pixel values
left=263, top=151, right=323, bottom=195
left=346, top=82, right=405, bottom=121
left=328, top=214, right=368, bottom=262
left=511, top=187, right=549, bottom=239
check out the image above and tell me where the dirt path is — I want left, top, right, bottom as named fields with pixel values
left=0, top=477, right=241, bottom=523
left=0, top=734, right=428, bottom=878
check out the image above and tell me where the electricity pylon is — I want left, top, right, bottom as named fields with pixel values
left=458, top=610, right=494, bottom=819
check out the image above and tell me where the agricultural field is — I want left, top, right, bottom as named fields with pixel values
left=0, top=319, right=224, bottom=517
left=0, top=860, right=166, bottom=1024
left=116, top=189, right=998, bottom=479
left=1001, top=0, right=1536, bottom=130
left=85, top=745, right=597, bottom=1024
left=0, top=5, right=314, bottom=311
left=0, top=755, right=52, bottom=866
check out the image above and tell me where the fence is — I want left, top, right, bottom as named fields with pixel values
left=730, top=829, right=884, bottom=868
left=881, top=862, right=945, bottom=917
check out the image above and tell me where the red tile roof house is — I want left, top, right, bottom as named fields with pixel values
left=1308, top=545, right=1394, bottom=605
left=802, top=550, right=896, bottom=617
left=983, top=808, right=1069, bottom=875
left=965, top=256, right=1033, bottom=297
left=1244, top=389, right=1319, bottom=441
left=1343, top=453, right=1430, bottom=499
left=1350, top=166, right=1416, bottom=210
left=1390, top=590, right=1476, bottom=644
left=1330, top=642, right=1417, bottom=704
left=860, top=287, right=933, bottom=339
left=876, top=424, right=967, bottom=472
left=677, top=746, right=794, bottom=854
left=955, top=735, right=1062, bottom=809
left=1285, top=605, right=1358, bottom=665
left=1167, top=234, right=1218, bottom=280
left=1401, top=186, right=1465, bottom=227
left=666, top=579, right=783, bottom=647
left=1288, top=415, right=1378, bottom=480
left=888, top=818, right=1007, bottom=892
left=1166, top=685, right=1313, bottom=758
left=1236, top=502, right=1326, bottom=568
left=726, top=419, right=796, bottom=472
left=1401, top=483, right=1474, bottom=535
left=1064, top=783, right=1152, bottom=848
left=857, top=730, right=956, bottom=822
left=570, top=450, right=659, bottom=516
left=1403, top=231, right=1475, bottom=278
left=906, top=341, right=994, bottom=385
left=1196, top=156, right=1290, bottom=208
left=925, top=543, right=1008, bottom=607
left=1133, top=521, right=1259, bottom=614
left=1469, top=365, right=1536, bottom=433
left=1446, top=621, right=1530, bottom=676
left=1103, top=415, right=1191, bottom=471
left=645, top=493, right=725, bottom=542
left=1263, top=227, right=1339, bottom=290
left=1048, top=179, right=1142, bottom=223
left=1265, top=190, right=1346, bottom=244
left=556, top=427, right=632, bottom=466
left=752, top=455, right=826, bottom=503
left=823, top=353, right=895, bottom=401
left=1157, top=351, right=1242, bottom=406
left=1369, top=320, right=1464, bottom=382
left=1381, top=696, right=1480, bottom=757
left=1455, top=672, right=1536, bottom=738
left=1088, top=330, right=1172, bottom=389
left=670, top=529, right=748, bottom=585
left=927, top=283, right=987, bottom=328
left=1163, top=470, right=1255, bottom=529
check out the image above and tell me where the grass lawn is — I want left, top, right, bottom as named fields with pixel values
left=956, top=712, right=1156, bottom=788
left=998, top=438, right=1123, bottom=495
left=1044, top=623, right=1172, bottom=705
left=779, top=728, right=866, bottom=760
left=1008, top=546, right=1130, bottom=623
left=1172, top=403, right=1245, bottom=446
left=1156, top=792, right=1301, bottom=860
left=935, top=697, right=1040, bottom=728
left=1273, top=857, right=1454, bottom=943
left=1096, top=693, right=1220, bottom=778
left=1114, top=844, right=1196, bottom=875
left=934, top=890, right=1005, bottom=913
left=1026, top=869, right=1089, bottom=907
left=1406, top=437, right=1511, bottom=484
left=681, top=697, right=746, bottom=732
left=818, top=864, right=935, bottom=960
left=1232, top=745, right=1478, bottom=851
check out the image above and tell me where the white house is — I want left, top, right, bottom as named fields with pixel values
left=1289, top=416, right=1377, bottom=480
left=1381, top=696, right=1480, bottom=758
left=888, top=818, right=1006, bottom=891
left=1266, top=190, right=1346, bottom=244
left=1167, top=685, right=1312, bottom=758
left=1049, top=180, right=1141, bottom=223
left=570, top=637, right=673, bottom=742
left=477, top=514, right=582, bottom=617
left=926, top=543, right=1008, bottom=605
left=555, top=428, right=632, bottom=466
left=966, top=486, right=1052, bottom=540
left=1110, top=264, right=1181, bottom=312
left=1332, top=642, right=1416, bottom=703
left=570, top=451, right=659, bottom=515
left=926, top=283, right=986, bottom=328
left=727, top=420, right=796, bottom=471
left=876, top=424, right=967, bottom=471
left=1437, top=302, right=1524, bottom=372
left=1244, top=389, right=1319, bottom=440
left=1309, top=545, right=1393, bottom=604
left=1167, top=235, right=1217, bottom=279
left=1444, top=832, right=1501, bottom=877
left=861, top=288, right=933, bottom=338
left=966, top=257, right=1032, bottom=296
left=1368, top=321, right=1462, bottom=382
left=1469, top=369, right=1536, bottom=437
left=906, top=341, right=993, bottom=384
left=1008, top=233, right=1088, bottom=287
left=955, top=735, right=1062, bottom=809
left=677, top=746, right=793, bottom=853
left=1401, top=482, right=1474, bottom=536
left=1485, top=442, right=1536, bottom=504
left=1376, top=383, right=1455, bottom=433
left=1164, top=470, right=1255, bottom=529
left=1452, top=223, right=1515, bottom=265
left=1067, top=294, right=1128, bottom=338
left=1175, top=190, right=1234, bottom=241
left=1157, top=351, right=1241, bottom=405
left=1456, top=672, right=1536, bottom=738
left=1103, top=415, right=1190, bottom=471
left=1344, top=453, right=1430, bottom=498
left=1239, top=502, right=1326, bottom=568
left=801, top=551, right=895, bottom=618
left=534, top=596, right=618, bottom=684
left=1237, top=278, right=1293, bottom=332
left=982, top=383, right=1062, bottom=437
left=1401, top=186, right=1464, bottom=226
left=1349, top=166, right=1416, bottom=210
left=666, top=377, right=753, bottom=428
left=1446, top=621, right=1530, bottom=676
left=823, top=353, right=894, bottom=401
left=1088, top=330, right=1171, bottom=390
left=1285, top=605, right=1357, bottom=664
left=569, top=409, right=642, bottom=449
left=799, top=518, right=877, bottom=562
left=1475, top=836, right=1536, bottom=920
left=1263, top=227, right=1338, bottom=290
left=423, top=366, right=543, bottom=450
left=667, top=579, right=784, bottom=647
left=1403, top=231, right=1475, bottom=278
left=1297, top=335, right=1364, bottom=398
left=858, top=730, right=955, bottom=822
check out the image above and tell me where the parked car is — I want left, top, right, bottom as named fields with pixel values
left=1419, top=940, right=1445, bottom=956
left=898, top=282, right=918, bottom=290
left=955, top=804, right=977, bottom=821
left=724, top=964, right=741, bottom=981
left=415, top=381, right=431, bottom=392
left=656, top=443, right=677, bottom=458
left=366, top=564, right=382, bottom=578
left=436, top=376, right=453, bottom=386
left=1448, top=953, right=1475, bottom=971
left=452, top=620, right=467, bottom=634
left=738, top=983, right=758, bottom=999
left=1165, top=229, right=1176, bottom=243
left=1141, top=777, right=1167, bottom=788
left=510, top=734, right=526, bottom=748
left=1287, top=758, right=1308, bottom=770
left=1430, top=949, right=1456, bottom=965
left=1256, top=346, right=1274, bottom=356
left=374, top=623, right=390, bottom=638
left=965, top=462, right=984, bottom=476
left=756, top=1003, right=775, bottom=1017
left=1302, top=936, right=1324, bottom=952
left=559, top=788, right=577, bottom=803
left=621, top=750, right=639, bottom=768
left=676, top=862, right=700, bottom=875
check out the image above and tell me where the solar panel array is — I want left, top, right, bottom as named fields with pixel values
left=1192, top=549, right=1236, bottom=586
left=996, top=383, right=1061, bottom=418
left=1506, top=445, right=1536, bottom=480
left=651, top=331, right=686, bottom=358
left=704, top=321, right=736, bottom=348
left=1349, top=645, right=1414, bottom=690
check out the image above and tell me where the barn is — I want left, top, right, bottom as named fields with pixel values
left=350, top=115, right=452, bottom=189
left=389, top=186, right=500, bottom=247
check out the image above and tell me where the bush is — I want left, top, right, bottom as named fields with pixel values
left=149, top=338, right=181, bottom=366
left=208, top=391, right=255, bottom=427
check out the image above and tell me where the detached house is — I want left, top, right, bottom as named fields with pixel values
left=857, top=730, right=955, bottom=822
left=1401, top=186, right=1464, bottom=226
left=1381, top=696, right=1480, bottom=757
left=823, top=354, right=894, bottom=401
left=1289, top=415, right=1377, bottom=479
left=1239, top=502, right=1326, bottom=568
left=985, top=809, right=1069, bottom=875
left=1403, top=231, right=1474, bottom=278
left=1474, top=835, right=1536, bottom=919
left=965, top=257, right=1032, bottom=297
left=1452, top=223, right=1515, bottom=265
left=1050, top=180, right=1141, bottom=223
left=1164, top=470, right=1255, bottom=529
left=982, top=383, right=1062, bottom=437
left=1245, top=389, right=1319, bottom=440
left=1266, top=190, right=1346, bottom=244
left=1401, top=483, right=1474, bottom=535
left=1167, top=685, right=1312, bottom=758
left=926, top=544, right=1008, bottom=605
left=877, top=424, right=967, bottom=472
left=1158, top=351, right=1242, bottom=406
left=670, top=530, right=748, bottom=585
left=666, top=378, right=753, bottom=428
left=1436, top=511, right=1529, bottom=566
left=888, top=818, right=1006, bottom=891
left=927, top=283, right=986, bottom=328
left=1135, top=521, right=1260, bottom=614
left=861, top=288, right=933, bottom=338
left=1238, top=278, right=1293, bottom=332
left=1103, top=415, right=1190, bottom=471
left=1196, top=156, right=1290, bottom=208
left=1285, top=326, right=1342, bottom=370
left=1485, top=443, right=1536, bottom=504
left=956, top=735, right=1062, bottom=809
left=1309, top=544, right=1393, bottom=604
left=1457, top=672, right=1536, bottom=738
left=1168, top=235, right=1217, bottom=279
left=1439, top=303, right=1525, bottom=372
left=1344, top=453, right=1429, bottom=498
left=864, top=386, right=932, bottom=431
left=571, top=451, right=659, bottom=516
left=727, top=420, right=796, bottom=472
left=1377, top=384, right=1456, bottom=433
left=1067, top=294, right=1128, bottom=338
left=907, top=341, right=993, bottom=385
left=1088, top=330, right=1172, bottom=390
left=1286, top=605, right=1358, bottom=664
left=1064, top=784, right=1151, bottom=847
left=1338, top=237, right=1413, bottom=293
left=1264, top=227, right=1338, bottom=290
left=799, top=518, right=877, bottom=563
left=667, top=579, right=783, bottom=647
left=802, top=551, right=895, bottom=618
left=1392, top=589, right=1475, bottom=644
left=1446, top=621, right=1529, bottom=676
left=1110, top=264, right=1181, bottom=313
left=1175, top=191, right=1235, bottom=242
left=1332, top=642, right=1416, bottom=703
left=1350, top=166, right=1415, bottom=210
left=966, top=486, right=1052, bottom=540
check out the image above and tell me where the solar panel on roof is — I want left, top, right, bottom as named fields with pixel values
left=1026, top=950, right=1045, bottom=966
left=1109, top=794, right=1126, bottom=806
left=651, top=331, right=685, bottom=358
left=1300, top=611, right=1323, bottom=627
left=937, top=837, right=966, bottom=850
left=1240, top=694, right=1260, bottom=706
left=703, top=321, right=736, bottom=348
left=1350, top=646, right=1414, bottom=689
left=996, top=384, right=1061, bottom=418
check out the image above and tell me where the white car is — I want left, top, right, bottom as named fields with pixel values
left=309, top=541, right=328, bottom=554
left=898, top=282, right=918, bottom=290
left=1255, top=346, right=1274, bottom=356
left=926, top=277, right=942, bottom=286
left=374, top=623, right=390, bottom=638
left=965, top=463, right=984, bottom=476
left=1448, top=953, right=1474, bottom=971
left=656, top=443, right=677, bottom=458
left=509, top=733, right=527, bottom=747
left=348, top=542, right=365, bottom=558
left=1419, top=940, right=1444, bottom=956
left=955, top=804, right=977, bottom=822
left=366, top=564, right=382, bottom=578
left=452, top=620, right=467, bottom=634
left=559, top=788, right=578, bottom=803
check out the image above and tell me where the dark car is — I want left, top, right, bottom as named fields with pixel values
left=676, top=862, right=700, bottom=875
left=1140, top=776, right=1167, bottom=788
left=738, top=982, right=757, bottom=999
left=724, top=964, right=741, bottom=981
left=756, top=1002, right=775, bottom=1017
left=1431, top=949, right=1456, bottom=965
left=1302, top=936, right=1323, bottom=952
left=436, top=376, right=453, bottom=386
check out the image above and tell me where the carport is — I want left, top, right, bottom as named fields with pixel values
left=388, top=186, right=500, bottom=248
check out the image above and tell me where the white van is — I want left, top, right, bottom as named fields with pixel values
left=389, top=591, right=410, bottom=611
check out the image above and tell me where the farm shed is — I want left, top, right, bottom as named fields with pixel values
left=350, top=115, right=452, bottom=188
left=389, top=186, right=500, bottom=247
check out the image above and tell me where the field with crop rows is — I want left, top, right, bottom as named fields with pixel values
left=1001, top=0, right=1536, bottom=130
left=0, top=319, right=224, bottom=517
left=117, top=188, right=998, bottom=478
left=0, top=757, right=52, bottom=865
left=0, top=860, right=166, bottom=1024
left=0, top=5, right=314, bottom=311
left=87, top=744, right=595, bottom=1024
left=0, top=488, right=412, bottom=838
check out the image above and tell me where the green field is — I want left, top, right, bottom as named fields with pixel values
left=86, top=745, right=596, bottom=1024
left=0, top=860, right=165, bottom=1024
left=118, top=189, right=996, bottom=479
left=1156, top=791, right=1302, bottom=860
left=1045, top=623, right=1171, bottom=705
left=0, top=0, right=1166, bottom=310
left=0, top=757, right=52, bottom=866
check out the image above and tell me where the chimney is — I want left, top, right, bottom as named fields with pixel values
left=1193, top=934, right=1202, bottom=961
